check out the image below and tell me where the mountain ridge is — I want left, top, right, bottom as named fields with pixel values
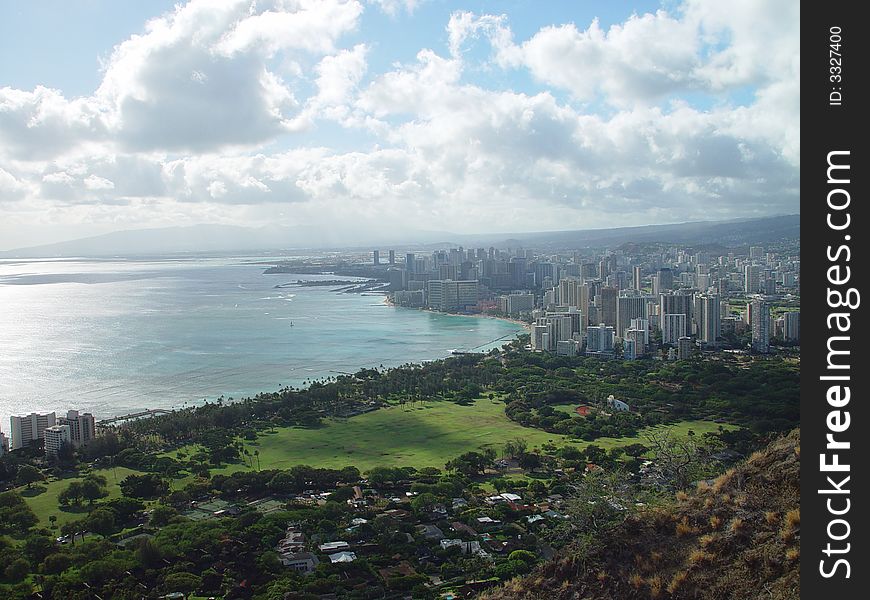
left=478, top=429, right=801, bottom=600
left=1, top=214, right=799, bottom=258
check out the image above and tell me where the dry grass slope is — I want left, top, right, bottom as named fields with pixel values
left=479, top=429, right=800, bottom=600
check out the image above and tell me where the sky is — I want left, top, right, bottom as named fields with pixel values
left=0, top=0, right=800, bottom=250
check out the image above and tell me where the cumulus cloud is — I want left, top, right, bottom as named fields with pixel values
left=0, top=86, right=107, bottom=160
left=0, top=0, right=365, bottom=160
left=0, top=0, right=799, bottom=249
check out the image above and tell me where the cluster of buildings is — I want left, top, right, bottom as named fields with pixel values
left=0, top=409, right=96, bottom=459
left=248, top=479, right=571, bottom=584
left=376, top=242, right=798, bottom=358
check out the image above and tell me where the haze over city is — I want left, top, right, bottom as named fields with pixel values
left=0, top=0, right=799, bottom=251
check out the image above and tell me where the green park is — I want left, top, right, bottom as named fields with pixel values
left=18, top=396, right=730, bottom=527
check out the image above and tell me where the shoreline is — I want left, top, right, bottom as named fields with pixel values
left=2, top=274, right=527, bottom=428
left=381, top=293, right=532, bottom=332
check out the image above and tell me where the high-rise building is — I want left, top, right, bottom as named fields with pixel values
left=632, top=266, right=642, bottom=291
left=58, top=410, right=96, bottom=448
left=599, top=287, right=618, bottom=327
left=531, top=324, right=549, bottom=351
left=373, top=250, right=380, bottom=265
left=510, top=258, right=528, bottom=288
left=566, top=307, right=585, bottom=339
left=599, top=259, right=610, bottom=279
left=405, top=253, right=415, bottom=275
left=613, top=270, right=628, bottom=290
left=550, top=315, right=574, bottom=345
left=750, top=246, right=764, bottom=260
left=44, top=424, right=71, bottom=459
left=623, top=338, right=638, bottom=360
left=586, top=324, right=615, bottom=356
left=744, top=265, right=760, bottom=293
left=657, top=268, right=674, bottom=291
left=413, top=256, right=428, bottom=275
left=438, top=264, right=459, bottom=280
left=624, top=328, right=646, bottom=359
left=388, top=250, right=395, bottom=264
left=427, top=280, right=478, bottom=311
left=784, top=311, right=800, bottom=342
left=662, top=313, right=688, bottom=345
left=10, top=412, right=56, bottom=451
left=387, top=268, right=406, bottom=291
left=749, top=298, right=771, bottom=353
left=660, top=292, right=693, bottom=332
left=534, top=262, right=556, bottom=289
left=580, top=262, right=597, bottom=280
left=616, top=294, right=649, bottom=339
left=629, top=317, right=650, bottom=345
left=677, top=336, right=694, bottom=360
left=556, top=340, right=578, bottom=356
left=534, top=313, right=578, bottom=352
left=696, top=294, right=721, bottom=347
left=499, top=293, right=535, bottom=316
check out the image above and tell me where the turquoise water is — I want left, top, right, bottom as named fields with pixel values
left=0, top=257, right=524, bottom=429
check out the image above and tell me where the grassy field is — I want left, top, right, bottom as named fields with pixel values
left=20, top=400, right=732, bottom=526
left=20, top=466, right=144, bottom=528
left=179, top=398, right=732, bottom=476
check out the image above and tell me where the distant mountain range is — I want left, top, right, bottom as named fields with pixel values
left=0, top=214, right=798, bottom=258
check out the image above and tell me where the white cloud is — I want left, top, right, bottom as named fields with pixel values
left=83, top=175, right=115, bottom=190
left=0, top=0, right=799, bottom=249
left=293, top=43, right=370, bottom=127
left=0, top=86, right=107, bottom=160
left=215, top=0, right=364, bottom=57
left=0, top=0, right=365, bottom=160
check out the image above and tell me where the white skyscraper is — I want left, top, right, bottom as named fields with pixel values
left=632, top=266, right=642, bottom=291
left=696, top=294, right=721, bottom=347
left=749, top=298, right=771, bottom=353
left=44, top=424, right=71, bottom=459
left=586, top=324, right=615, bottom=355
left=662, top=313, right=688, bottom=345
left=58, top=410, right=96, bottom=447
left=629, top=317, right=650, bottom=345
left=10, top=412, right=56, bottom=451
left=427, top=280, right=478, bottom=311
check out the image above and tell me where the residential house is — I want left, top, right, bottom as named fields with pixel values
left=329, top=551, right=357, bottom=563
left=278, top=552, right=319, bottom=574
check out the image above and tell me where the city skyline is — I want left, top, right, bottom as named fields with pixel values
left=0, top=0, right=799, bottom=250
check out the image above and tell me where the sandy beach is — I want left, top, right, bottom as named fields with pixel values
left=381, top=293, right=532, bottom=332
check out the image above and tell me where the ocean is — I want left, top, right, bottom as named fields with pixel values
left=0, top=256, right=525, bottom=430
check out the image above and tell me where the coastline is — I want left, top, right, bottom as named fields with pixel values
left=380, top=292, right=532, bottom=332
left=1, top=262, right=527, bottom=427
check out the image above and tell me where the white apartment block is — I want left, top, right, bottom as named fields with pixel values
left=10, top=412, right=56, bottom=451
